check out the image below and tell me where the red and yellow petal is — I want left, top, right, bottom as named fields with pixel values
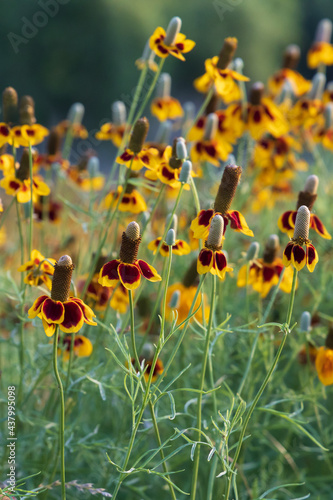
left=118, top=263, right=141, bottom=289
left=227, top=210, right=254, bottom=237
left=315, top=347, right=333, bottom=386
left=197, top=248, right=214, bottom=275
left=282, top=242, right=293, bottom=267
left=71, top=297, right=97, bottom=325
left=278, top=210, right=295, bottom=236
left=212, top=250, right=232, bottom=280
left=28, top=295, right=48, bottom=318
left=42, top=318, right=56, bottom=337
left=60, top=300, right=85, bottom=333
left=137, top=260, right=162, bottom=282
left=310, top=214, right=331, bottom=240
left=190, top=209, right=214, bottom=239
left=306, top=243, right=319, bottom=272
left=41, top=298, right=65, bottom=323
left=291, top=244, right=306, bottom=271
left=98, top=260, right=120, bottom=287
left=172, top=239, right=191, bottom=256
left=117, top=148, right=135, bottom=166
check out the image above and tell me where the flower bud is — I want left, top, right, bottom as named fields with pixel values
left=283, top=44, right=301, bottom=69
left=169, top=290, right=180, bottom=309
left=156, top=73, right=171, bottom=98
left=293, top=205, right=310, bottom=241
left=154, top=120, right=172, bottom=144
left=129, top=117, right=149, bottom=154
left=203, top=113, right=218, bottom=141
left=179, top=160, right=192, bottom=184
left=2, top=86, right=18, bottom=124
left=206, top=214, right=224, bottom=249
left=141, top=342, right=155, bottom=360
left=246, top=241, right=260, bottom=261
left=16, top=149, right=30, bottom=181
left=166, top=213, right=178, bottom=233
left=217, top=37, right=238, bottom=70
left=304, top=175, right=319, bottom=195
left=214, top=164, right=242, bottom=214
left=309, top=72, right=326, bottom=101
left=300, top=311, right=311, bottom=332
left=166, top=228, right=176, bottom=246
left=67, top=102, right=85, bottom=125
left=314, top=18, right=332, bottom=43
left=164, top=17, right=182, bottom=46
left=51, top=255, right=74, bottom=303
left=87, top=156, right=100, bottom=177
left=125, top=221, right=140, bottom=240
left=176, top=137, right=187, bottom=160
left=112, top=101, right=126, bottom=126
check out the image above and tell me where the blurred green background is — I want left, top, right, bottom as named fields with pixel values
left=1, top=0, right=333, bottom=131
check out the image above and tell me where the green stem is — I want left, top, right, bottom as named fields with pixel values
left=191, top=275, right=216, bottom=500
left=16, top=199, right=26, bottom=404
left=28, top=141, right=34, bottom=256
left=126, top=65, right=149, bottom=133
left=224, top=268, right=298, bottom=500
left=129, top=290, right=140, bottom=370
left=53, top=326, right=66, bottom=500
left=132, top=59, right=165, bottom=125
left=65, top=333, right=75, bottom=393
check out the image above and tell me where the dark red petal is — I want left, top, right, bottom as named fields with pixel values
left=101, top=260, right=120, bottom=280
left=215, top=251, right=227, bottom=271
left=284, top=242, right=293, bottom=261
left=198, top=209, right=214, bottom=227
left=199, top=249, right=213, bottom=267
left=118, top=263, right=141, bottom=285
left=137, top=260, right=156, bottom=280
left=227, top=211, right=242, bottom=230
left=262, top=265, right=276, bottom=282
left=292, top=244, right=306, bottom=264
left=42, top=298, right=64, bottom=322
left=280, top=210, right=294, bottom=230
left=307, top=244, right=316, bottom=265
left=62, top=301, right=84, bottom=330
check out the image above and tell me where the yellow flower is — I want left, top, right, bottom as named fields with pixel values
left=58, top=335, right=93, bottom=361
left=18, top=249, right=56, bottom=290
left=315, top=347, right=333, bottom=385
left=149, top=18, right=195, bottom=61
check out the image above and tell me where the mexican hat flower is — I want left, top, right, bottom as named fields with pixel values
left=282, top=206, right=318, bottom=272
left=59, top=335, right=93, bottom=361
left=268, top=44, right=311, bottom=98
left=197, top=215, right=233, bottom=280
left=151, top=73, right=183, bottom=122
left=67, top=153, right=105, bottom=192
left=18, top=249, right=56, bottom=290
left=191, top=164, right=253, bottom=240
left=95, top=101, right=127, bottom=147
left=288, top=73, right=325, bottom=130
left=0, top=149, right=50, bottom=203
left=237, top=236, right=296, bottom=298
left=2, top=86, right=18, bottom=125
left=149, top=17, right=195, bottom=61
left=117, top=117, right=159, bottom=172
left=28, top=255, right=97, bottom=337
left=278, top=175, right=331, bottom=239
left=99, top=221, right=162, bottom=290
left=315, top=329, right=333, bottom=386
left=128, top=355, right=164, bottom=382
left=307, top=19, right=333, bottom=69
left=0, top=123, right=13, bottom=148
left=191, top=113, right=233, bottom=166
left=148, top=214, right=191, bottom=257
left=194, top=37, right=249, bottom=99
left=104, top=173, right=147, bottom=214
left=35, top=128, right=68, bottom=170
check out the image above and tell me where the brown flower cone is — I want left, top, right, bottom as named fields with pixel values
left=47, top=128, right=62, bottom=156
left=2, top=86, right=18, bottom=125
left=51, top=257, right=74, bottom=302
left=283, top=45, right=300, bottom=70
left=250, top=82, right=265, bottom=106
left=169, top=137, right=184, bottom=170
left=16, top=149, right=30, bottom=181
left=119, top=232, right=142, bottom=264
left=263, top=235, right=279, bottom=264
left=182, top=258, right=200, bottom=288
left=217, top=37, right=238, bottom=70
left=214, top=165, right=242, bottom=214
left=293, top=206, right=310, bottom=241
left=129, top=117, right=149, bottom=154
left=296, top=191, right=317, bottom=211
left=19, top=95, right=36, bottom=125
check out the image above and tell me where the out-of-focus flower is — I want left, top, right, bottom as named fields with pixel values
left=191, top=113, right=233, bottom=166
left=315, top=329, right=333, bottom=385
left=59, top=334, right=93, bottom=361
left=95, top=101, right=127, bottom=147
left=268, top=44, right=311, bottom=97
left=99, top=222, right=161, bottom=290
left=149, top=17, right=195, bottom=61
left=28, top=255, right=96, bottom=337
left=307, top=19, right=333, bottom=69
left=18, top=249, right=56, bottom=290
left=151, top=73, right=183, bottom=122
left=148, top=214, right=191, bottom=257
left=136, top=40, right=159, bottom=71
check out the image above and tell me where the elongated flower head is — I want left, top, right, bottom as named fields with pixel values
left=250, top=82, right=265, bottom=105
left=214, top=164, right=242, bottom=214
left=300, top=311, right=311, bottom=332
left=47, top=128, right=61, bottom=156
left=51, top=255, right=74, bottom=302
left=2, top=86, right=18, bottom=124
left=154, top=120, right=172, bottom=144
left=112, top=101, right=126, bottom=126
left=67, top=102, right=85, bottom=125
left=293, top=205, right=310, bottom=241
left=176, top=137, right=187, bottom=160
left=19, top=95, right=36, bottom=125
left=164, top=16, right=182, bottom=46
left=203, top=113, right=218, bottom=141
left=16, top=149, right=30, bottom=181
left=206, top=214, right=224, bottom=249
left=169, top=289, right=181, bottom=308
left=315, top=18, right=332, bottom=43
left=309, top=72, right=326, bottom=100
left=217, top=37, right=238, bottom=70
left=156, top=73, right=171, bottom=98
left=169, top=137, right=184, bottom=169
left=166, top=228, right=176, bottom=246
left=119, top=222, right=142, bottom=264
left=296, top=175, right=318, bottom=211
left=263, top=234, right=279, bottom=264
left=129, top=117, right=149, bottom=154
left=283, top=44, right=301, bottom=69
left=246, top=241, right=260, bottom=261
